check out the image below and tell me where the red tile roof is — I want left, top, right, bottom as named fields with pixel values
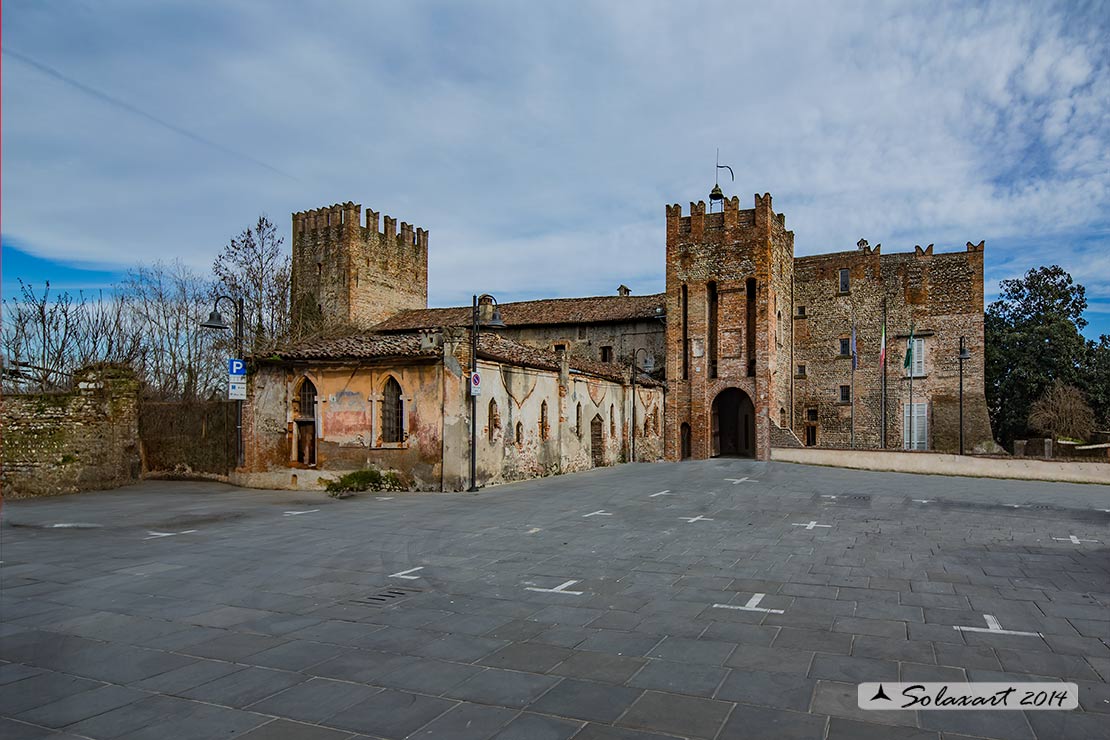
left=374, top=293, right=666, bottom=332
left=262, top=331, right=663, bottom=387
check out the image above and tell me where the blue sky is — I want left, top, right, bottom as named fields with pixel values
left=3, top=1, right=1108, bottom=338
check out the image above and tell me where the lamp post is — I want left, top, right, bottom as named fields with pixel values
left=469, top=294, right=505, bottom=492
left=630, top=347, right=653, bottom=462
left=958, top=335, right=970, bottom=455
left=200, top=296, right=245, bottom=468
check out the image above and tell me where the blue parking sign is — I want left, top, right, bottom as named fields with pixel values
left=228, top=359, right=246, bottom=375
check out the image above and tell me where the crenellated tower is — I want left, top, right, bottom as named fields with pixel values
left=663, top=193, right=795, bottom=461
left=291, top=201, right=429, bottom=330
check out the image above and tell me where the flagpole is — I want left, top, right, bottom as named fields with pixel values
left=880, top=299, right=887, bottom=449
left=850, top=318, right=856, bottom=449
left=907, top=318, right=914, bottom=451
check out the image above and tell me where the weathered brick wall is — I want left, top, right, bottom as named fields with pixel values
left=501, top=320, right=666, bottom=374
left=792, top=241, right=992, bottom=451
left=291, top=202, right=428, bottom=331
left=1, top=365, right=141, bottom=498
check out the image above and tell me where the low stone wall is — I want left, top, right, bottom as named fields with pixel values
left=771, top=446, right=1110, bottom=484
left=2, top=365, right=141, bottom=498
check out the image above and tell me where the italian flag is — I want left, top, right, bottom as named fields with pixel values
left=879, top=317, right=887, bottom=366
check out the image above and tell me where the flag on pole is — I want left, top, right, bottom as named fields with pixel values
left=903, top=321, right=915, bottom=369
left=879, top=316, right=887, bottom=366
left=851, top=323, right=858, bottom=370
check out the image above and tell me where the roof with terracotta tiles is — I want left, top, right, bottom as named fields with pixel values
left=373, top=293, right=666, bottom=332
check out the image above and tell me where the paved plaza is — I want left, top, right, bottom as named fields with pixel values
left=1, top=460, right=1109, bottom=740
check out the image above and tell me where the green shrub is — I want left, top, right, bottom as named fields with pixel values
left=324, top=467, right=406, bottom=496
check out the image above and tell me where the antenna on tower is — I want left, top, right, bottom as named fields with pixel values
left=710, top=148, right=734, bottom=212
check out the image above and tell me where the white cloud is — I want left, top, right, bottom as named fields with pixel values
left=1, top=0, right=1107, bottom=328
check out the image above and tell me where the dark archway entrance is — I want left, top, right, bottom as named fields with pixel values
left=680, top=423, right=692, bottom=460
left=711, top=388, right=755, bottom=457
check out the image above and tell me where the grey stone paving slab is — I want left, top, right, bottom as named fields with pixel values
left=826, top=717, right=940, bottom=739
left=0, top=671, right=104, bottom=715
left=325, top=688, right=456, bottom=738
left=236, top=718, right=356, bottom=740
left=617, top=689, right=732, bottom=738
left=408, top=702, right=517, bottom=739
left=527, top=677, right=641, bottom=723
left=15, top=684, right=148, bottom=728
left=445, top=668, right=561, bottom=709
left=246, top=678, right=380, bottom=724
left=4, top=462, right=1109, bottom=738
left=626, top=659, right=727, bottom=698
left=180, top=666, right=304, bottom=707
left=490, top=712, right=582, bottom=739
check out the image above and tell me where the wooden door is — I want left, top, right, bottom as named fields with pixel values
left=590, top=415, right=604, bottom=467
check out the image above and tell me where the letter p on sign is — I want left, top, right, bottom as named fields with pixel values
left=228, top=359, right=246, bottom=375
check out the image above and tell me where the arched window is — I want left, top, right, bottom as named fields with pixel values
left=382, top=376, right=403, bottom=443
left=609, top=405, right=615, bottom=437
left=707, top=281, right=718, bottom=378
left=540, top=401, right=549, bottom=440
left=643, top=412, right=650, bottom=436
left=515, top=421, right=523, bottom=445
left=779, top=407, right=787, bottom=427
left=294, top=377, right=316, bottom=420
left=488, top=399, right=500, bottom=442
left=576, top=403, right=583, bottom=439
left=652, top=407, right=660, bottom=436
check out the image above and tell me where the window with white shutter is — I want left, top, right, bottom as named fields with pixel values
left=905, top=337, right=925, bottom=377
left=903, top=402, right=928, bottom=450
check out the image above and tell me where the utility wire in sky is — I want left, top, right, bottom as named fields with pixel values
left=3, top=48, right=298, bottom=181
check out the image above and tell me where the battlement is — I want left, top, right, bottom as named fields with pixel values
left=292, top=201, right=428, bottom=250
left=666, top=193, right=785, bottom=238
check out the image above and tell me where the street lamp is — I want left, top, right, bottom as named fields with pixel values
left=200, top=295, right=245, bottom=468
left=630, top=347, right=654, bottom=462
left=469, top=294, right=505, bottom=492
left=958, top=335, right=970, bottom=456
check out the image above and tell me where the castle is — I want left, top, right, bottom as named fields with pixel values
left=236, top=191, right=991, bottom=491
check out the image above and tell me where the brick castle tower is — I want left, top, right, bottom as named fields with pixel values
left=290, top=201, right=429, bottom=330
left=664, top=194, right=795, bottom=461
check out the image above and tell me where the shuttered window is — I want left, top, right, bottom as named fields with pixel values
left=905, top=338, right=926, bottom=377
left=903, top=402, right=928, bottom=450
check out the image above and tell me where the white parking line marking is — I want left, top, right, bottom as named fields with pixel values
left=913, top=499, right=934, bottom=504
left=527, top=527, right=542, bottom=534
left=389, top=567, right=424, bottom=580
left=953, top=613, right=1042, bottom=637
left=525, top=579, right=583, bottom=595
left=377, top=497, right=394, bottom=501
left=649, top=490, right=671, bottom=497
left=791, top=521, right=831, bottom=530
left=1004, top=504, right=1026, bottom=508
left=143, top=530, right=198, bottom=540
left=583, top=510, right=613, bottom=518
left=820, top=495, right=838, bottom=500
left=283, top=510, right=320, bottom=516
left=1053, top=535, right=1099, bottom=544
left=712, top=593, right=785, bottom=614
left=725, top=477, right=757, bottom=484
left=679, top=515, right=714, bottom=524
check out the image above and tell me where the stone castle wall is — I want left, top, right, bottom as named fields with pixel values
left=291, top=201, right=428, bottom=331
left=1, top=365, right=141, bottom=498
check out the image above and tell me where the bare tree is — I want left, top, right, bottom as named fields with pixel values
left=121, top=262, right=223, bottom=400
left=212, top=215, right=290, bottom=352
left=1028, top=382, right=1096, bottom=442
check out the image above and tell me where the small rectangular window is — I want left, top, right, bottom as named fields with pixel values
left=839, top=385, right=851, bottom=403
left=839, top=268, right=850, bottom=293
left=903, top=402, right=928, bottom=450
left=839, top=338, right=851, bottom=356
left=553, top=343, right=566, bottom=353
left=796, top=305, right=806, bottom=317
left=806, top=408, right=818, bottom=422
left=796, top=364, right=806, bottom=377
left=600, top=346, right=613, bottom=363
left=904, top=337, right=926, bottom=377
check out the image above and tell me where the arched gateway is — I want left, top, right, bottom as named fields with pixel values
left=711, top=388, right=755, bottom=457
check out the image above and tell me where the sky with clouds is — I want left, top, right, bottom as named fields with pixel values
left=3, top=0, right=1109, bottom=337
